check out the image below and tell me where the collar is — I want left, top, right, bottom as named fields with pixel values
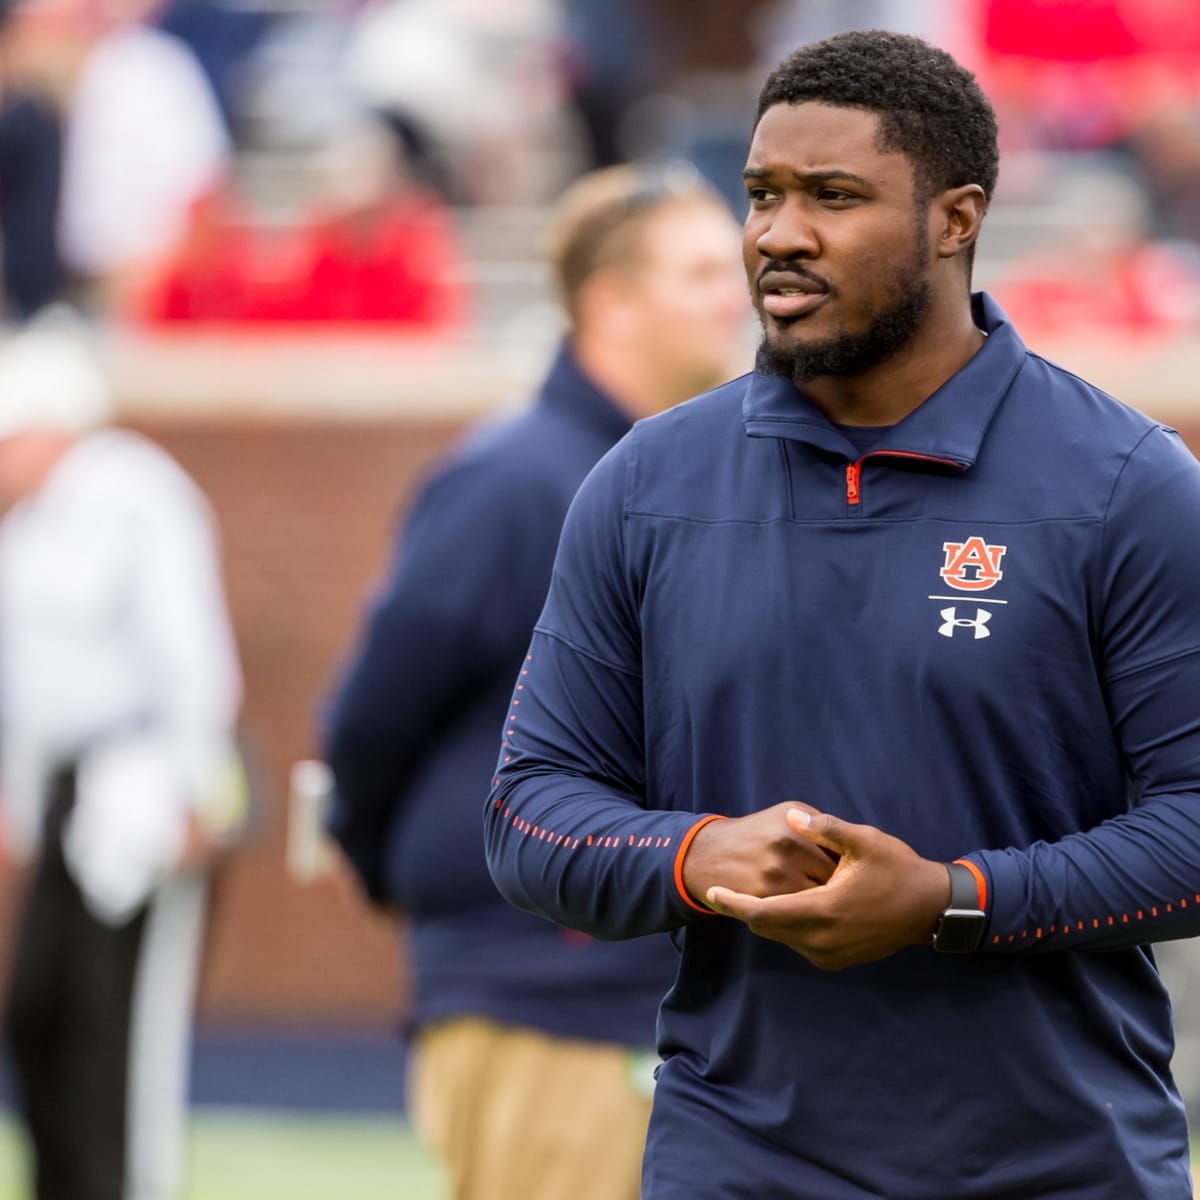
left=742, top=292, right=1025, bottom=468
left=536, top=341, right=634, bottom=444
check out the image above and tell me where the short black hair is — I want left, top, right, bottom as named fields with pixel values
left=755, top=29, right=999, bottom=206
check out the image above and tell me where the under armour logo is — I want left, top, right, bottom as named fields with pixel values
left=938, top=607, right=992, bottom=639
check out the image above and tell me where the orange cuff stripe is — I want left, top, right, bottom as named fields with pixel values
left=673, top=814, right=728, bottom=914
left=954, top=858, right=988, bottom=911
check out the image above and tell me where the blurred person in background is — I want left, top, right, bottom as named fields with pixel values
left=130, top=115, right=468, bottom=328
left=624, top=0, right=776, bottom=213
left=153, top=0, right=273, bottom=136
left=956, top=0, right=1200, bottom=168
left=0, top=0, right=64, bottom=319
left=0, top=316, right=245, bottom=1200
left=278, top=116, right=467, bottom=326
left=558, top=0, right=659, bottom=171
left=343, top=0, right=565, bottom=205
left=42, top=0, right=230, bottom=311
left=991, top=162, right=1200, bottom=341
left=558, top=1, right=954, bottom=215
left=1122, top=104, right=1200, bottom=247
left=320, top=163, right=748, bottom=1200
left=558, top=0, right=774, bottom=213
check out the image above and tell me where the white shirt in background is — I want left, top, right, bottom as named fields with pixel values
left=0, top=429, right=242, bottom=920
left=58, top=23, right=230, bottom=278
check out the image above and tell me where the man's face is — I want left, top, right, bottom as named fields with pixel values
left=743, top=102, right=935, bottom=384
left=625, top=202, right=750, bottom=404
left=0, top=429, right=69, bottom=506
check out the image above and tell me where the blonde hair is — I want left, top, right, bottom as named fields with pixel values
left=546, top=163, right=730, bottom=327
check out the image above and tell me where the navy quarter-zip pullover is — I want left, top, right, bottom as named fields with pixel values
left=486, top=294, right=1200, bottom=1198
left=323, top=345, right=677, bottom=1045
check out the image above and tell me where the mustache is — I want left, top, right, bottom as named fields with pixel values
left=755, top=263, right=831, bottom=294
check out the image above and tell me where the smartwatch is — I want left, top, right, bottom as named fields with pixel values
left=931, top=861, right=987, bottom=954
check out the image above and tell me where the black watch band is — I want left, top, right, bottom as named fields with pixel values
left=931, top=862, right=987, bottom=954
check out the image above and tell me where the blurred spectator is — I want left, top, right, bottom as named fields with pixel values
left=344, top=0, right=566, bottom=205
left=320, top=163, right=749, bottom=1200
left=1122, top=104, right=1200, bottom=245
left=125, top=179, right=270, bottom=324
left=562, top=0, right=773, bottom=213
left=634, top=0, right=777, bottom=210
left=570, top=0, right=941, bottom=212
left=0, top=0, right=63, bottom=319
left=558, top=0, right=659, bottom=170
left=154, top=0, right=273, bottom=137
left=966, top=0, right=1200, bottom=153
left=54, top=0, right=230, bottom=309
left=560, top=1, right=954, bottom=211
left=132, top=117, right=467, bottom=328
left=225, top=3, right=359, bottom=158
left=277, top=118, right=467, bottom=325
left=0, top=314, right=246, bottom=1200
left=990, top=164, right=1200, bottom=342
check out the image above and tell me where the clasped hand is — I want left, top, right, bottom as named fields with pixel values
left=682, top=803, right=950, bottom=971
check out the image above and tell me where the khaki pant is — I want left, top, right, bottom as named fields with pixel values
left=409, top=1016, right=655, bottom=1200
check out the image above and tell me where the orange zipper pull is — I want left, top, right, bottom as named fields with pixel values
left=845, top=460, right=861, bottom=504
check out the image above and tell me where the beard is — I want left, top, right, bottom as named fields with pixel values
left=756, top=262, right=934, bottom=385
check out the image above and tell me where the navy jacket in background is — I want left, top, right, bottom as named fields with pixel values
left=323, top=345, right=678, bottom=1045
left=0, top=93, right=62, bottom=318
left=487, top=295, right=1200, bottom=1198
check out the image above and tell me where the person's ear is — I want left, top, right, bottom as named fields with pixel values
left=934, top=184, right=987, bottom=260
left=575, top=266, right=639, bottom=337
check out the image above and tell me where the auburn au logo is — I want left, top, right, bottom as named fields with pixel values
left=940, top=536, right=1007, bottom=592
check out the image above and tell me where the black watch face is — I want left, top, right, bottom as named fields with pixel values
left=934, top=910, right=987, bottom=954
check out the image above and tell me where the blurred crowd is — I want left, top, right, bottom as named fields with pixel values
left=1, top=5, right=1200, bottom=1197
left=0, top=0, right=1195, bottom=341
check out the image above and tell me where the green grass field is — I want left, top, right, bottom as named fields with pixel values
left=0, top=1109, right=450, bottom=1200
left=2, top=1109, right=1197, bottom=1198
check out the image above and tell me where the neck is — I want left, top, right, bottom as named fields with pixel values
left=4, top=432, right=76, bottom=506
left=571, top=332, right=692, bottom=422
left=799, top=294, right=984, bottom=427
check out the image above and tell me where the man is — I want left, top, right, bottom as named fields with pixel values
left=0, top=317, right=244, bottom=1200
left=52, top=0, right=230, bottom=306
left=0, top=0, right=63, bottom=318
left=485, top=30, right=1200, bottom=1200
left=322, top=164, right=747, bottom=1200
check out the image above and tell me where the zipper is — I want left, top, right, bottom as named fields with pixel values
left=843, top=450, right=965, bottom=506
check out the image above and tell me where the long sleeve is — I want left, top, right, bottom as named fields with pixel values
left=323, top=452, right=560, bottom=901
left=485, top=441, right=714, bottom=938
left=969, top=426, right=1200, bottom=951
left=0, top=433, right=242, bottom=860
left=131, top=464, right=242, bottom=813
left=0, top=94, right=63, bottom=318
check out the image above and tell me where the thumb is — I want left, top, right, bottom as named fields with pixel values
left=786, top=807, right=864, bottom=856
